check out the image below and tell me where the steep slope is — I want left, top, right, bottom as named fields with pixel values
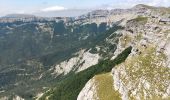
left=111, top=16, right=170, bottom=100
left=39, top=46, right=132, bottom=100
left=0, top=4, right=170, bottom=100
left=0, top=13, right=123, bottom=99
left=78, top=5, right=170, bottom=100
left=78, top=72, right=121, bottom=100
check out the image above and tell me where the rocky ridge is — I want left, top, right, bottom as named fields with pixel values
left=78, top=4, right=170, bottom=100
left=0, top=4, right=170, bottom=100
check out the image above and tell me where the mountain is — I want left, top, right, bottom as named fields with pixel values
left=2, top=14, right=36, bottom=18
left=0, top=4, right=170, bottom=100
left=35, top=9, right=91, bottom=17
left=76, top=5, right=170, bottom=100
left=0, top=12, right=119, bottom=99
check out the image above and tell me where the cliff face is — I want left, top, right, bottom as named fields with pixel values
left=1, top=4, right=170, bottom=100
left=77, top=77, right=98, bottom=100
left=112, top=11, right=170, bottom=100
left=51, top=49, right=100, bottom=76
left=78, top=5, right=170, bottom=100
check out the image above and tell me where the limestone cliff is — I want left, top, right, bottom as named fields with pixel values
left=78, top=5, right=170, bottom=100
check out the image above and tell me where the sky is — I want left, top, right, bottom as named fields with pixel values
left=1, top=0, right=170, bottom=17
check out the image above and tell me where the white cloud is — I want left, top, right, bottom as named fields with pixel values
left=148, top=0, right=170, bottom=7
left=41, top=6, right=67, bottom=12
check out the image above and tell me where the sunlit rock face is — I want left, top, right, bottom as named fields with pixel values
left=52, top=49, right=100, bottom=76
left=79, top=5, right=170, bottom=100
left=0, top=95, right=25, bottom=100
left=111, top=9, right=170, bottom=99
left=112, top=46, right=170, bottom=99
left=13, top=95, right=25, bottom=100
left=77, top=78, right=98, bottom=100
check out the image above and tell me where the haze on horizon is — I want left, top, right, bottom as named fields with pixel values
left=1, top=0, right=170, bottom=17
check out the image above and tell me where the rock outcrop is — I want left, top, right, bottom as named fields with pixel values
left=52, top=50, right=100, bottom=76
left=78, top=4, right=170, bottom=100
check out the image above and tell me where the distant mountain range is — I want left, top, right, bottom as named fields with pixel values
left=0, top=4, right=170, bottom=100
left=35, top=9, right=91, bottom=17
left=1, top=9, right=91, bottom=18
left=2, top=14, right=36, bottom=18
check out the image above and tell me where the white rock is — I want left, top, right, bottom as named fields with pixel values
left=35, top=93, right=44, bottom=100
left=13, top=95, right=24, bottom=100
left=77, top=78, right=98, bottom=100
left=165, top=40, right=170, bottom=68
left=0, top=97, right=8, bottom=100
left=52, top=50, right=100, bottom=76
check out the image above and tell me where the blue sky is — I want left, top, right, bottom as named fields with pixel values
left=1, top=0, right=170, bottom=16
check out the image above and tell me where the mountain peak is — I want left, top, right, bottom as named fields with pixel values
left=133, top=4, right=155, bottom=9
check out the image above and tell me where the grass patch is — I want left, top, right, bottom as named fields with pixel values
left=94, top=73, right=121, bottom=100
left=118, top=45, right=170, bottom=99
left=136, top=33, right=143, bottom=41
left=130, top=16, right=148, bottom=24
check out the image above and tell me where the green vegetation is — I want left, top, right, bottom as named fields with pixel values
left=136, top=33, right=143, bottom=41
left=0, top=21, right=124, bottom=99
left=137, top=4, right=156, bottom=9
left=94, top=73, right=121, bottom=100
left=0, top=21, right=122, bottom=66
left=118, top=45, right=170, bottom=99
left=40, top=46, right=132, bottom=100
left=89, top=47, right=98, bottom=54
left=131, top=16, right=148, bottom=24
